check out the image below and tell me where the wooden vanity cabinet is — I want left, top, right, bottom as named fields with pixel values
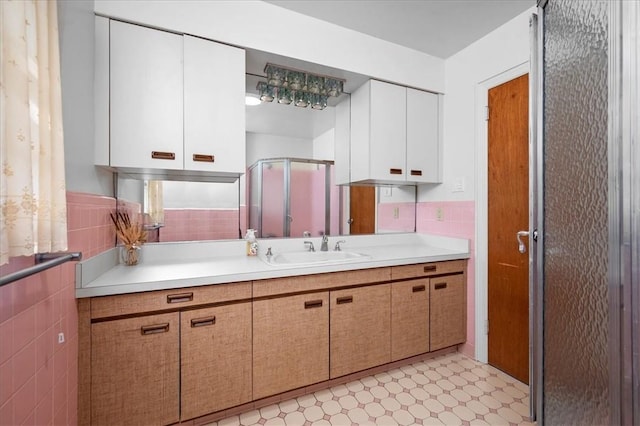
left=253, top=292, right=329, bottom=399
left=90, top=312, right=180, bottom=426
left=330, top=284, right=391, bottom=378
left=180, top=302, right=252, bottom=420
left=430, top=273, right=466, bottom=351
left=391, top=278, right=430, bottom=361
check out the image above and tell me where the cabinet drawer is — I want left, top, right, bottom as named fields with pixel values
left=391, top=260, right=466, bottom=280
left=91, top=282, right=251, bottom=319
left=253, top=267, right=390, bottom=298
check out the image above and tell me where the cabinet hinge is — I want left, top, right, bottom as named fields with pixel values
left=484, top=320, right=489, bottom=335
left=485, top=106, right=490, bottom=121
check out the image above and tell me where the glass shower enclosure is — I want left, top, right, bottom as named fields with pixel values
left=248, top=158, right=340, bottom=238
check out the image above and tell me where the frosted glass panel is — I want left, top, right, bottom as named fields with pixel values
left=542, top=0, right=609, bottom=424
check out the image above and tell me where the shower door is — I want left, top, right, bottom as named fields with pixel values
left=535, top=0, right=638, bottom=424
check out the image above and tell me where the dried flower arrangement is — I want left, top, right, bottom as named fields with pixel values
left=110, top=212, right=147, bottom=265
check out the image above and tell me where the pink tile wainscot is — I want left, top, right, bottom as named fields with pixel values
left=0, top=192, right=117, bottom=426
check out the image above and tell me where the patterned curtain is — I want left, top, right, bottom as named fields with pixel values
left=0, top=0, right=67, bottom=265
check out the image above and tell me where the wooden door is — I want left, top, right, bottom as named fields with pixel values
left=330, top=284, right=391, bottom=378
left=181, top=303, right=252, bottom=420
left=430, top=274, right=466, bottom=351
left=391, top=279, right=430, bottom=361
left=253, top=293, right=329, bottom=399
left=488, top=74, right=529, bottom=384
left=349, top=186, right=375, bottom=234
left=91, top=312, right=179, bottom=426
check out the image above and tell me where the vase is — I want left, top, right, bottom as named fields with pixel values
left=121, top=245, right=141, bottom=266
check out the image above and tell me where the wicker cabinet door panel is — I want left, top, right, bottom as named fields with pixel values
left=391, top=279, right=430, bottom=361
left=430, top=274, right=466, bottom=351
left=91, top=312, right=179, bottom=426
left=181, top=302, right=252, bottom=420
left=253, top=293, right=329, bottom=399
left=330, top=284, right=391, bottom=378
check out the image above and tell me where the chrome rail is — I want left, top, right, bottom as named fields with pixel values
left=0, top=252, right=82, bottom=287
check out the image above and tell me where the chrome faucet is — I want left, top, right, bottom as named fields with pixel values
left=304, top=241, right=315, bottom=252
left=320, top=235, right=329, bottom=252
left=334, top=240, right=346, bottom=251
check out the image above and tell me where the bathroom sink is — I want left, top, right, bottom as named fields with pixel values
left=265, top=250, right=369, bottom=266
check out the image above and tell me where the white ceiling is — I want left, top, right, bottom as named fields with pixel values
left=264, top=0, right=535, bottom=59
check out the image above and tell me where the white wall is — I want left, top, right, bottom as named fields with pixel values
left=93, top=0, right=445, bottom=93
left=418, top=8, right=534, bottom=202
left=58, top=0, right=113, bottom=196
left=246, top=132, right=313, bottom=166
left=313, top=128, right=335, bottom=161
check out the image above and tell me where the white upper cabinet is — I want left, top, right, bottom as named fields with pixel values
left=347, top=80, right=442, bottom=185
left=406, top=88, right=441, bottom=183
left=96, top=18, right=246, bottom=176
left=109, top=20, right=184, bottom=170
left=183, top=36, right=245, bottom=174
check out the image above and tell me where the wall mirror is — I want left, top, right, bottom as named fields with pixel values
left=114, top=48, right=417, bottom=242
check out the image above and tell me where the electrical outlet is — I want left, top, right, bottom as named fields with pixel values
left=58, top=332, right=65, bottom=344
left=436, top=207, right=444, bottom=221
left=393, top=207, right=399, bottom=219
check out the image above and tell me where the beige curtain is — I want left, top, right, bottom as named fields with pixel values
left=0, top=0, right=67, bottom=265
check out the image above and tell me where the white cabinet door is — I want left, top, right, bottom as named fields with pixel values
left=184, top=36, right=245, bottom=173
left=334, top=97, right=351, bottom=185
left=369, top=80, right=407, bottom=182
left=109, top=21, right=183, bottom=170
left=406, top=89, right=441, bottom=183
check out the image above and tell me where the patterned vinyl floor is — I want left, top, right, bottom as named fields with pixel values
left=206, top=352, right=534, bottom=426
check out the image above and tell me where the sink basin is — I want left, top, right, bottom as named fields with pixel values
left=265, top=250, right=369, bottom=266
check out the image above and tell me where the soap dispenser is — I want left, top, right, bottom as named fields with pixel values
left=245, top=229, right=258, bottom=256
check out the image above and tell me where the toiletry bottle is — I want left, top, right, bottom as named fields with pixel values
left=245, top=229, right=258, bottom=256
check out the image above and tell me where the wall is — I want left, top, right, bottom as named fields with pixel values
left=93, top=0, right=445, bottom=93
left=246, top=132, right=313, bottom=167
left=416, top=7, right=534, bottom=360
left=0, top=192, right=116, bottom=425
left=418, top=7, right=533, bottom=203
left=57, top=0, right=112, bottom=196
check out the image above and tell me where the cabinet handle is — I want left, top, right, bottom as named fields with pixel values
left=410, top=170, right=423, bottom=176
left=389, top=168, right=403, bottom=175
left=424, top=265, right=437, bottom=272
left=166, top=292, right=194, bottom=304
left=304, top=300, right=323, bottom=309
left=151, top=151, right=176, bottom=160
left=193, top=154, right=215, bottom=163
left=190, top=316, right=216, bottom=328
left=336, top=296, right=353, bottom=305
left=412, top=285, right=426, bottom=292
left=141, top=323, right=170, bottom=335
left=434, top=282, right=447, bottom=290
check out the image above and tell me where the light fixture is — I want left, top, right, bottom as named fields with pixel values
left=256, top=63, right=345, bottom=110
left=245, top=94, right=261, bottom=106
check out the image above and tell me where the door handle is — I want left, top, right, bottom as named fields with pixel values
left=517, top=231, right=529, bottom=253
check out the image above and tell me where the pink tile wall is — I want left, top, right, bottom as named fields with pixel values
left=160, top=209, right=242, bottom=242
left=416, top=200, right=476, bottom=358
left=377, top=202, right=417, bottom=232
left=0, top=192, right=117, bottom=426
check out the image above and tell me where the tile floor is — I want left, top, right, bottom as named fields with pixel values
left=207, top=352, right=534, bottom=426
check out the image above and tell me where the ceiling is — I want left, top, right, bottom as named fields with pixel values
left=264, top=0, right=535, bottom=59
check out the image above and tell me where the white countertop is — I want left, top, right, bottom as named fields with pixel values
left=75, top=233, right=470, bottom=298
